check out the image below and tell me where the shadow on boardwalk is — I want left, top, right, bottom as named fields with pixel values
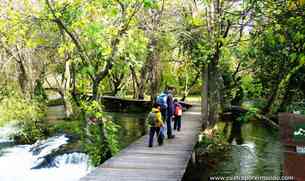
left=80, top=105, right=202, bottom=181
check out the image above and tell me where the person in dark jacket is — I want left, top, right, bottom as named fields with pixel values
left=156, top=86, right=175, bottom=139
left=165, top=87, right=175, bottom=139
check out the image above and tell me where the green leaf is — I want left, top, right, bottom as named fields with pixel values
left=143, top=0, right=154, bottom=8
left=80, top=66, right=95, bottom=75
left=300, top=54, right=305, bottom=65
left=290, top=53, right=297, bottom=62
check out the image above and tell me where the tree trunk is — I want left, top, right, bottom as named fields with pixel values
left=129, top=65, right=139, bottom=99
left=148, top=38, right=160, bottom=102
left=137, top=36, right=162, bottom=100
left=182, top=70, right=200, bottom=101
left=207, top=61, right=219, bottom=127
left=201, top=64, right=209, bottom=129
left=268, top=63, right=304, bottom=115
left=17, top=60, right=29, bottom=95
left=97, top=120, right=112, bottom=163
left=109, top=72, right=124, bottom=96
left=138, top=65, right=147, bottom=100
left=262, top=89, right=277, bottom=114
left=63, top=60, right=73, bottom=118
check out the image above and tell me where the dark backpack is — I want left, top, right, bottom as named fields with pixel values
left=156, top=93, right=168, bottom=109
left=147, top=111, right=157, bottom=127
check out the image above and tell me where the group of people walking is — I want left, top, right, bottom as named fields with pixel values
left=146, top=87, right=183, bottom=147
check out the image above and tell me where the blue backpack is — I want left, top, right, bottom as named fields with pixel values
left=156, top=93, right=168, bottom=109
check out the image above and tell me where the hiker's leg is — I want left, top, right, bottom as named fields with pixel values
left=177, top=116, right=181, bottom=131
left=156, top=127, right=162, bottom=145
left=173, top=117, right=177, bottom=130
left=166, top=114, right=173, bottom=138
left=148, top=127, right=156, bottom=147
left=161, top=108, right=169, bottom=136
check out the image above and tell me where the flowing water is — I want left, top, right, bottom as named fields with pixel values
left=0, top=109, right=284, bottom=181
left=0, top=129, right=92, bottom=181
left=183, top=120, right=283, bottom=180
left=0, top=112, right=147, bottom=181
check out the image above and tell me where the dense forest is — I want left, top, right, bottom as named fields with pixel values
left=0, top=0, right=305, bottom=166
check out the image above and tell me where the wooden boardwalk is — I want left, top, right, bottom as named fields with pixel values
left=80, top=105, right=202, bottom=181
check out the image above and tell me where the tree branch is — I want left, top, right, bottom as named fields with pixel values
left=92, top=1, right=143, bottom=99
left=45, top=0, right=88, bottom=64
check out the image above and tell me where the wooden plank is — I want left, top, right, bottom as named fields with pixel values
left=80, top=105, right=202, bottom=181
left=81, top=167, right=185, bottom=180
left=80, top=176, right=178, bottom=181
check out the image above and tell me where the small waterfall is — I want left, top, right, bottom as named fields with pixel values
left=54, top=152, right=90, bottom=166
left=0, top=132, right=93, bottom=181
left=30, top=135, right=69, bottom=168
left=0, top=124, right=18, bottom=143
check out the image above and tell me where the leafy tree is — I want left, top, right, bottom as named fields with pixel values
left=250, top=0, right=305, bottom=114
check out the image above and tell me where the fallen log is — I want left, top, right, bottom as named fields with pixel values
left=221, top=105, right=279, bottom=129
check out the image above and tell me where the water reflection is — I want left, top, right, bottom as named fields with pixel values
left=183, top=120, right=283, bottom=180
left=106, top=112, right=147, bottom=149
left=227, top=121, right=244, bottom=145
left=218, top=121, right=282, bottom=176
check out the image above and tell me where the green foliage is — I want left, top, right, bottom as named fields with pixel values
left=241, top=75, right=263, bottom=99
left=80, top=100, right=120, bottom=166
left=83, top=119, right=120, bottom=166
left=104, top=118, right=120, bottom=154
left=286, top=102, right=305, bottom=115
left=83, top=124, right=103, bottom=166
left=0, top=90, right=47, bottom=143
left=249, top=1, right=305, bottom=113
left=13, top=120, right=46, bottom=144
left=0, top=86, right=17, bottom=101
left=0, top=93, right=46, bottom=127
left=80, top=100, right=103, bottom=119
left=143, top=0, right=155, bottom=8
left=48, top=120, right=82, bottom=136
left=237, top=107, right=259, bottom=124
left=119, top=29, right=149, bottom=66
left=195, top=127, right=231, bottom=168
left=47, top=99, right=65, bottom=106
left=33, top=80, right=48, bottom=102
left=2, top=0, right=305, bottom=170
left=196, top=129, right=230, bottom=154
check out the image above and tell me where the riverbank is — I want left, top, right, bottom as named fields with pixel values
left=183, top=120, right=283, bottom=180
left=0, top=111, right=148, bottom=181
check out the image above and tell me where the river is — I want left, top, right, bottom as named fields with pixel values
left=0, top=112, right=147, bottom=181
left=183, top=120, right=283, bottom=180
left=1, top=112, right=283, bottom=181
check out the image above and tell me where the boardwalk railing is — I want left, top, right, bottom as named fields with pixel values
left=80, top=104, right=202, bottom=181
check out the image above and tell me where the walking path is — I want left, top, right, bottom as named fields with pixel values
left=80, top=104, right=202, bottom=181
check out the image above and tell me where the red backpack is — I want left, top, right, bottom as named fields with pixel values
left=175, top=104, right=182, bottom=116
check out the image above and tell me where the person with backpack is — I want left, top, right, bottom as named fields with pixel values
left=156, top=87, right=175, bottom=139
left=173, top=99, right=183, bottom=131
left=146, top=103, right=164, bottom=147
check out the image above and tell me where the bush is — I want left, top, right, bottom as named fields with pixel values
left=195, top=127, right=231, bottom=167
left=197, top=129, right=229, bottom=153
left=80, top=100, right=120, bottom=166
left=0, top=92, right=47, bottom=143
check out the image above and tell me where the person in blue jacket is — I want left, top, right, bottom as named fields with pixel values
left=156, top=86, right=175, bottom=139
